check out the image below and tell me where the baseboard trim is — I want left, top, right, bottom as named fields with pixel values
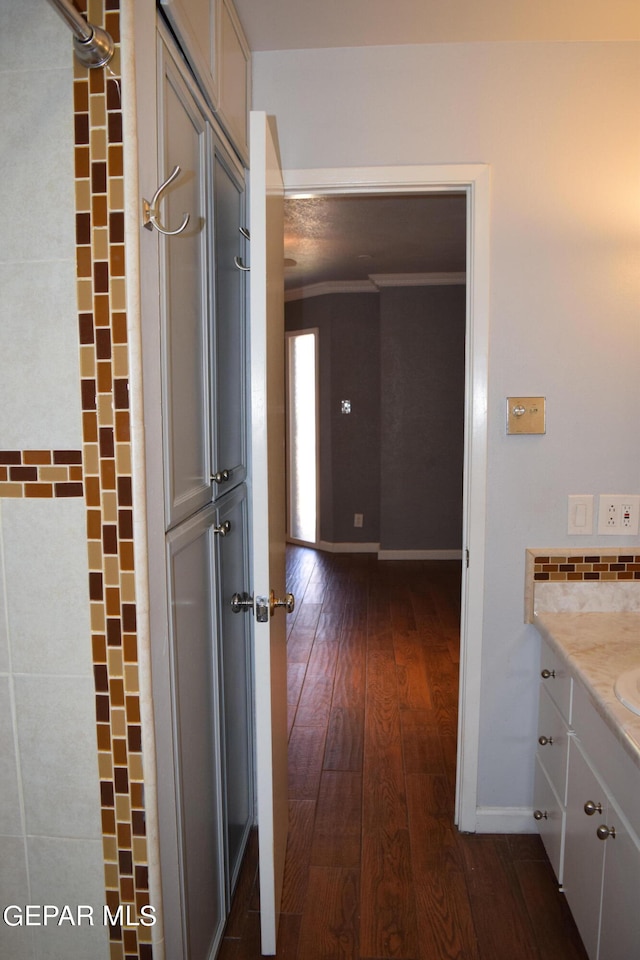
left=377, top=549, right=463, bottom=561
left=317, top=540, right=380, bottom=553
left=471, top=806, right=538, bottom=834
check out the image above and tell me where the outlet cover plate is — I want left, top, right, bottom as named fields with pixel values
left=597, top=495, right=640, bottom=536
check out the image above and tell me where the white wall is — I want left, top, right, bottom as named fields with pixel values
left=251, top=41, right=640, bottom=815
left=0, top=3, right=107, bottom=957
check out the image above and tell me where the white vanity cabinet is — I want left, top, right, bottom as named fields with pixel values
left=563, top=682, right=640, bottom=960
left=534, top=633, right=640, bottom=960
left=533, top=638, right=573, bottom=883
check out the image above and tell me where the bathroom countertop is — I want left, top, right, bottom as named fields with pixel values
left=533, top=611, right=640, bottom=770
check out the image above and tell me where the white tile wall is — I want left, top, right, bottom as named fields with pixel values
left=3, top=500, right=92, bottom=676
left=0, top=677, right=23, bottom=836
left=0, top=7, right=108, bottom=958
left=14, top=675, right=102, bottom=839
left=28, top=837, right=110, bottom=960
left=0, top=837, right=33, bottom=960
left=0, top=261, right=82, bottom=449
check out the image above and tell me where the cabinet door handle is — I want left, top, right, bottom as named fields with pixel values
left=212, top=469, right=230, bottom=484
left=584, top=800, right=603, bottom=816
left=596, top=824, right=616, bottom=841
left=541, top=668, right=556, bottom=679
left=538, top=735, right=554, bottom=746
left=533, top=809, right=548, bottom=820
left=214, top=521, right=231, bottom=537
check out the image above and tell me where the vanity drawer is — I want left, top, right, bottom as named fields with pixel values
left=539, top=637, right=573, bottom=723
left=534, top=755, right=565, bottom=885
left=537, top=684, right=570, bottom=804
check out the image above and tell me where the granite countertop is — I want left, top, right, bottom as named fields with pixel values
left=533, top=610, right=640, bottom=770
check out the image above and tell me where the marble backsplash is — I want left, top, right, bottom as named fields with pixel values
left=525, top=548, right=640, bottom=622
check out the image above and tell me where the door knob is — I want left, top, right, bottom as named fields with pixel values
left=584, top=800, right=603, bottom=816
left=269, top=590, right=295, bottom=616
left=231, top=592, right=253, bottom=614
left=538, top=735, right=554, bottom=746
left=212, top=469, right=230, bottom=484
left=214, top=521, right=231, bottom=537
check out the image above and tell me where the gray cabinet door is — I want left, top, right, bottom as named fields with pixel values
left=210, top=136, right=247, bottom=497
left=214, top=484, right=253, bottom=891
left=159, top=41, right=212, bottom=529
left=166, top=505, right=226, bottom=960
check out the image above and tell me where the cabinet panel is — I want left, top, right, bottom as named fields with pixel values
left=214, top=485, right=253, bottom=891
left=534, top=756, right=565, bottom=884
left=599, top=803, right=640, bottom=960
left=564, top=738, right=605, bottom=960
left=211, top=137, right=247, bottom=495
left=159, top=40, right=212, bottom=528
left=539, top=637, right=573, bottom=723
left=536, top=684, right=570, bottom=804
left=217, top=0, right=250, bottom=163
left=160, top=0, right=219, bottom=108
left=167, top=507, right=225, bottom=960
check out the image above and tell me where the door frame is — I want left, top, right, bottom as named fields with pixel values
left=283, top=164, right=490, bottom=832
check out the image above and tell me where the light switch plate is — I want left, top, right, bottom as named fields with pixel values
left=568, top=495, right=593, bottom=535
left=506, top=397, right=546, bottom=435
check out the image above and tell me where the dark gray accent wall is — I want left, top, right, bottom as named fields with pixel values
left=285, top=294, right=380, bottom=544
left=379, top=285, right=465, bottom=550
left=285, top=285, right=465, bottom=550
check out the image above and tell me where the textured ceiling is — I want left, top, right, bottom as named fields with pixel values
left=234, top=0, right=639, bottom=51
left=283, top=193, right=467, bottom=292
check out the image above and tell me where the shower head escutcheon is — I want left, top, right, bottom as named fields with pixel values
left=46, top=0, right=115, bottom=69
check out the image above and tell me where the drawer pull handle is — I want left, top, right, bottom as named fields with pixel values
left=541, top=668, right=556, bottom=679
left=538, top=735, right=554, bottom=746
left=584, top=800, right=603, bottom=816
left=596, top=824, right=616, bottom=841
left=533, top=809, right=548, bottom=821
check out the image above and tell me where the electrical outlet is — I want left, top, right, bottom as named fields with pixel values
left=597, top=495, right=640, bottom=535
left=353, top=513, right=363, bottom=528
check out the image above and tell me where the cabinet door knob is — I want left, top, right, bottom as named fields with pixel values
left=214, top=521, right=231, bottom=537
left=538, top=735, right=554, bottom=746
left=584, top=800, right=603, bottom=816
left=596, top=824, right=616, bottom=841
left=541, top=668, right=556, bottom=679
left=533, top=809, right=548, bottom=820
left=212, top=469, right=230, bottom=484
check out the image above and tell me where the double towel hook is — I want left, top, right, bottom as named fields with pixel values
left=143, top=166, right=190, bottom=236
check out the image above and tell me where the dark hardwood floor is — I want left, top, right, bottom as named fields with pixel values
left=218, top=547, right=588, bottom=960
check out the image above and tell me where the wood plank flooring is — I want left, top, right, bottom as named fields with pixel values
left=218, top=547, right=588, bottom=960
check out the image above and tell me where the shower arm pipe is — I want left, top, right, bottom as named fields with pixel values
left=46, top=0, right=115, bottom=68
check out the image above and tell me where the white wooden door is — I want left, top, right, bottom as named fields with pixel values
left=249, top=111, right=290, bottom=955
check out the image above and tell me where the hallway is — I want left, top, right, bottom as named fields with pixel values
left=219, top=547, right=587, bottom=959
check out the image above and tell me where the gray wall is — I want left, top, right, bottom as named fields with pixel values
left=379, top=285, right=465, bottom=550
left=286, top=293, right=381, bottom=544
left=285, top=285, right=465, bottom=550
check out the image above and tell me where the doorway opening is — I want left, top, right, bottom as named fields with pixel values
left=282, top=164, right=490, bottom=832
left=286, top=328, right=319, bottom=545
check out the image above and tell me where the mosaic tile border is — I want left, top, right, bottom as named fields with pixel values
left=0, top=450, right=83, bottom=497
left=533, top=554, right=640, bottom=581
left=74, top=3, right=152, bottom=959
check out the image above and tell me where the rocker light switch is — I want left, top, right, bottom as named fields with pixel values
left=506, top=397, right=546, bottom=435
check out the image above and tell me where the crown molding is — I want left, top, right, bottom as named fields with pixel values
left=285, top=271, right=466, bottom=301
